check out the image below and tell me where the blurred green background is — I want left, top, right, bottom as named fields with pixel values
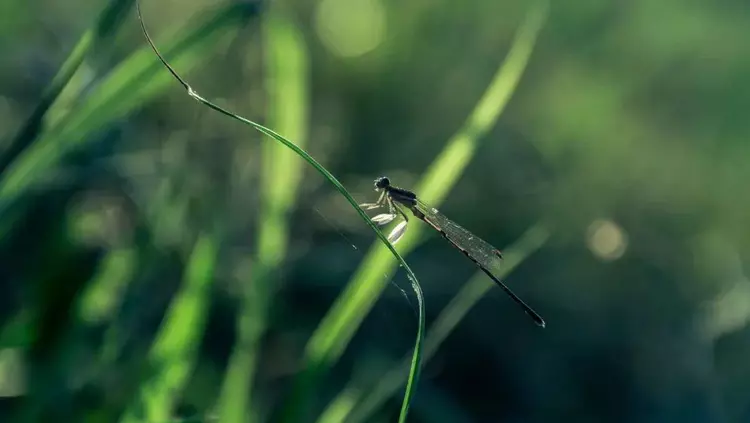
left=1, top=0, right=749, bottom=422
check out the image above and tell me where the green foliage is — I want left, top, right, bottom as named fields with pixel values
left=3, top=0, right=748, bottom=422
left=217, top=7, right=310, bottom=423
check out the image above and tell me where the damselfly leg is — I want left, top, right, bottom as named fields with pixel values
left=360, top=183, right=410, bottom=243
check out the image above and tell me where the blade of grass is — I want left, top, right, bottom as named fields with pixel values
left=217, top=8, right=310, bottom=423
left=135, top=2, right=425, bottom=422
left=118, top=231, right=219, bottom=423
left=318, top=224, right=550, bottom=423
left=0, top=0, right=135, bottom=174
left=76, top=247, right=137, bottom=324
left=0, top=2, right=256, bottom=203
left=299, top=0, right=548, bottom=420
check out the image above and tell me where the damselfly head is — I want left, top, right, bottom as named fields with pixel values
left=374, top=176, right=390, bottom=190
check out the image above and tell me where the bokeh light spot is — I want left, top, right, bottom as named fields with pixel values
left=315, top=0, right=386, bottom=58
left=586, top=219, right=628, bottom=261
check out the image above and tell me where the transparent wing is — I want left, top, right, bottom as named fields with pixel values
left=413, top=199, right=545, bottom=327
left=415, top=199, right=504, bottom=272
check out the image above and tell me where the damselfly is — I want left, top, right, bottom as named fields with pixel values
left=360, top=176, right=545, bottom=327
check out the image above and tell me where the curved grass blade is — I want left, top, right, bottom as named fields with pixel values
left=135, top=2, right=425, bottom=422
left=310, top=1, right=548, bottom=421
left=319, top=224, right=550, bottom=423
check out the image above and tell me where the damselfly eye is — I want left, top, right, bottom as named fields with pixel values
left=374, top=176, right=390, bottom=189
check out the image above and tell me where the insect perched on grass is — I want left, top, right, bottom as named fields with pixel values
left=361, top=176, right=545, bottom=327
